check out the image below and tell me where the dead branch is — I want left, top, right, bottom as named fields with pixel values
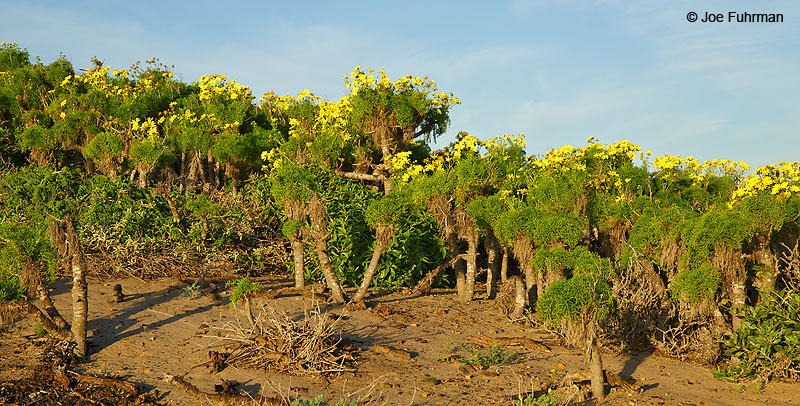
left=255, top=287, right=328, bottom=301
left=165, top=374, right=282, bottom=406
left=222, top=305, right=357, bottom=375
left=467, top=336, right=550, bottom=352
left=412, top=254, right=468, bottom=295
left=371, top=343, right=411, bottom=360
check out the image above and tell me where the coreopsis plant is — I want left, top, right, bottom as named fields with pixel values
left=344, top=66, right=460, bottom=192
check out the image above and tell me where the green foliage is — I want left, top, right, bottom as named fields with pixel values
left=290, top=395, right=357, bottom=406
left=515, top=389, right=560, bottom=406
left=458, top=344, right=519, bottom=368
left=83, top=132, right=124, bottom=160
left=0, top=267, right=22, bottom=301
left=537, top=273, right=614, bottom=324
left=625, top=203, right=692, bottom=260
left=81, top=175, right=177, bottom=244
left=527, top=170, right=587, bottom=216
left=0, top=222, right=58, bottom=301
left=587, top=191, right=632, bottom=232
left=180, top=281, right=201, bottom=299
left=225, top=277, right=262, bottom=304
left=281, top=219, right=305, bottom=239
left=671, top=264, right=721, bottom=304
left=129, top=137, right=174, bottom=169
left=533, top=246, right=614, bottom=279
left=371, top=210, right=447, bottom=288
left=311, top=174, right=376, bottom=285
left=738, top=192, right=791, bottom=236
left=307, top=175, right=446, bottom=288
left=364, top=190, right=412, bottom=228
left=684, top=208, right=752, bottom=266
left=349, top=80, right=448, bottom=144
left=270, top=163, right=315, bottom=205
left=715, top=290, right=800, bottom=382
left=530, top=212, right=583, bottom=248
left=34, top=323, right=49, bottom=337
left=495, top=205, right=538, bottom=246
left=466, top=194, right=506, bottom=231
left=186, top=194, right=220, bottom=218
left=212, top=124, right=280, bottom=171
left=452, top=155, right=491, bottom=204
left=407, top=169, right=455, bottom=202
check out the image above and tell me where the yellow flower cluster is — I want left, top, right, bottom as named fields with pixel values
left=531, top=144, right=581, bottom=171
left=529, top=139, right=641, bottom=173
left=732, top=161, right=800, bottom=201
left=653, top=154, right=750, bottom=185
left=57, top=62, right=176, bottom=101
left=389, top=134, right=528, bottom=185
left=343, top=66, right=460, bottom=110
left=450, top=134, right=481, bottom=160
left=315, top=99, right=352, bottom=137
left=130, top=117, right=159, bottom=139
left=196, top=75, right=253, bottom=102
left=483, top=134, right=526, bottom=150
left=389, top=151, right=413, bottom=173
left=389, top=145, right=455, bottom=185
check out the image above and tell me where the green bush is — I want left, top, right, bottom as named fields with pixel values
left=533, top=246, right=614, bottom=279
left=320, top=175, right=446, bottom=288
left=226, top=277, right=262, bottom=304
left=537, top=273, right=614, bottom=324
left=715, top=290, right=800, bottom=382
left=671, top=264, right=720, bottom=304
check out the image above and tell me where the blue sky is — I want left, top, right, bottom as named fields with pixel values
left=2, top=0, right=798, bottom=169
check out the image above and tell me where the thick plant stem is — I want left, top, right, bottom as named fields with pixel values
left=447, top=233, right=466, bottom=299
left=485, top=231, right=500, bottom=299
left=589, top=330, right=605, bottom=401
left=291, top=235, right=305, bottom=289
left=463, top=232, right=478, bottom=302
left=509, top=276, right=527, bottom=319
left=523, top=263, right=536, bottom=307
left=313, top=236, right=346, bottom=304
left=500, top=247, right=508, bottom=283
left=354, top=243, right=385, bottom=302
left=67, top=218, right=88, bottom=358
left=35, top=280, right=68, bottom=329
left=23, top=302, right=73, bottom=341
left=308, top=194, right=347, bottom=304
left=536, top=271, right=546, bottom=304
left=354, top=225, right=393, bottom=302
left=243, top=296, right=256, bottom=329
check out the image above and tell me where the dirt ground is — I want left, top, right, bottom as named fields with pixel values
left=1, top=275, right=798, bottom=405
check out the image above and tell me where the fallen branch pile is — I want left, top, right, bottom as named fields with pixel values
left=223, top=305, right=357, bottom=375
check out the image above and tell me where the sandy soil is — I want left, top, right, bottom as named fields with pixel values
left=1, top=275, right=798, bottom=405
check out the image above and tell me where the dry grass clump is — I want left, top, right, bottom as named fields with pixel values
left=223, top=305, right=357, bottom=375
